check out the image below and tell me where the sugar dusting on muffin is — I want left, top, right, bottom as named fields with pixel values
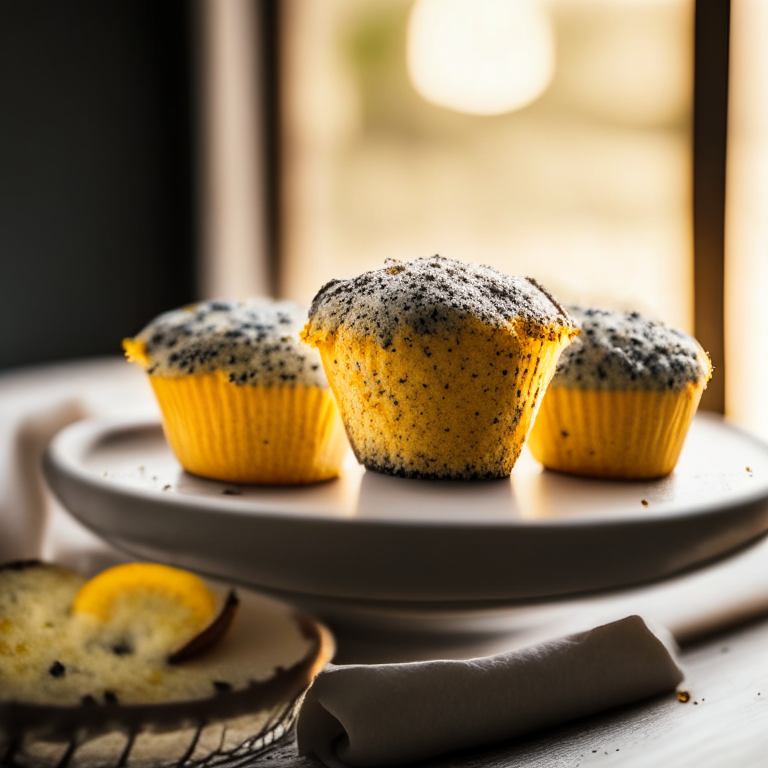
left=552, top=307, right=711, bottom=392
left=129, top=299, right=327, bottom=387
left=306, top=255, right=575, bottom=347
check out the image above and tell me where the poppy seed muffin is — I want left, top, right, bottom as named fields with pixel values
left=301, top=255, right=576, bottom=480
left=527, top=307, right=712, bottom=479
left=123, top=299, right=348, bottom=484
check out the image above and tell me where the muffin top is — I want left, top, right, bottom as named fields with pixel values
left=304, top=255, right=575, bottom=348
left=126, top=299, right=328, bottom=387
left=552, top=307, right=712, bottom=391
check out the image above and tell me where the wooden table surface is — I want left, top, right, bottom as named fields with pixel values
left=265, top=611, right=768, bottom=767
left=262, top=532, right=768, bottom=768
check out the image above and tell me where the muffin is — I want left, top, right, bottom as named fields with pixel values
left=526, top=307, right=713, bottom=479
left=123, top=299, right=348, bottom=484
left=0, top=561, right=333, bottom=743
left=301, top=255, right=577, bottom=480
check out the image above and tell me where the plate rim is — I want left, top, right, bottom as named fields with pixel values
left=45, top=412, right=768, bottom=532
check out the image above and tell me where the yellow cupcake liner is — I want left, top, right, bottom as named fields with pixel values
left=148, top=372, right=348, bottom=484
left=526, top=383, right=706, bottom=479
left=304, top=317, right=574, bottom=479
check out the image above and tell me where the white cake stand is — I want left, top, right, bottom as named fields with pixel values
left=44, top=411, right=768, bottom=644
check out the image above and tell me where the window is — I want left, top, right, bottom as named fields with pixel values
left=279, top=0, right=695, bottom=338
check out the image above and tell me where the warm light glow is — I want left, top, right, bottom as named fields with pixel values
left=406, top=0, right=555, bottom=116
left=556, top=0, right=692, bottom=126
left=725, top=0, right=768, bottom=438
left=282, top=0, right=693, bottom=335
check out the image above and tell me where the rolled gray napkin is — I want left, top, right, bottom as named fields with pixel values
left=297, top=615, right=683, bottom=768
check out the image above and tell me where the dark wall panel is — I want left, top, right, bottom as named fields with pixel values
left=0, top=0, right=197, bottom=369
left=693, top=0, right=730, bottom=413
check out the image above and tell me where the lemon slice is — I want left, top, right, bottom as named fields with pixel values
left=72, top=563, right=218, bottom=658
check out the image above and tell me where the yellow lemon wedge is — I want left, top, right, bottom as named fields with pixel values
left=72, top=563, right=218, bottom=659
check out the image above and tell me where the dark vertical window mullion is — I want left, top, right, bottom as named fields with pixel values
left=693, top=0, right=730, bottom=413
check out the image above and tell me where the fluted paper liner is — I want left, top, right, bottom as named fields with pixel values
left=150, top=373, right=348, bottom=484
left=527, top=383, right=706, bottom=479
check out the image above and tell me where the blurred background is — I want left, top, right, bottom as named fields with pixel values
left=3, top=0, right=762, bottom=435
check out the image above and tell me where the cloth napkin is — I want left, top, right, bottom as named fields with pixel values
left=0, top=399, right=86, bottom=562
left=297, top=615, right=683, bottom=768
left=0, top=358, right=153, bottom=570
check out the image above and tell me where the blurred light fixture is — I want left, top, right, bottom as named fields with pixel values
left=406, top=0, right=555, bottom=116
